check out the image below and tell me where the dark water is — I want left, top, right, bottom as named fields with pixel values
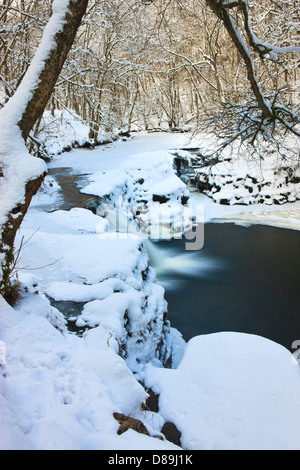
left=156, top=223, right=300, bottom=351
left=48, top=167, right=300, bottom=351
left=48, top=168, right=100, bottom=211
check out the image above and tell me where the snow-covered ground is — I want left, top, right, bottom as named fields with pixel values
left=189, top=189, right=300, bottom=231
left=33, top=110, right=116, bottom=158
left=46, top=130, right=300, bottom=231
left=192, top=152, right=300, bottom=206
left=144, top=332, right=300, bottom=450
left=1, top=132, right=300, bottom=450
left=174, top=132, right=300, bottom=230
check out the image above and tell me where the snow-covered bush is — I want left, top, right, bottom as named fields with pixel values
left=30, top=110, right=116, bottom=159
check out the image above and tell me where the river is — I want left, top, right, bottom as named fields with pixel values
left=47, top=164, right=300, bottom=353
left=155, top=223, right=300, bottom=351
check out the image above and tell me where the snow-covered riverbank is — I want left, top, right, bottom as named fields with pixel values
left=1, top=132, right=300, bottom=450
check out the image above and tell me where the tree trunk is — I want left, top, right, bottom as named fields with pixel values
left=0, top=0, right=89, bottom=302
left=18, top=0, right=89, bottom=141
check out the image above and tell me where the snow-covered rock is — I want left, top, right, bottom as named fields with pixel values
left=174, top=148, right=300, bottom=206
left=80, top=150, right=195, bottom=239
left=144, top=332, right=300, bottom=450
left=15, top=207, right=172, bottom=373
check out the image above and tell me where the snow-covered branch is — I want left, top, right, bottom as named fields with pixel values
left=239, top=0, right=300, bottom=60
left=205, top=0, right=300, bottom=145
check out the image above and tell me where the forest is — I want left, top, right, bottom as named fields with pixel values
left=0, top=0, right=300, bottom=452
left=1, top=1, right=299, bottom=138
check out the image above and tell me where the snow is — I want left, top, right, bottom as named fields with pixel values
left=34, top=110, right=113, bottom=157
left=0, top=123, right=46, bottom=226
left=48, top=136, right=196, bottom=238
left=29, top=175, right=63, bottom=210
left=192, top=151, right=300, bottom=206
left=0, top=200, right=180, bottom=449
left=80, top=152, right=187, bottom=202
left=1, top=1, right=72, bottom=126
left=0, top=0, right=75, bottom=225
left=144, top=332, right=300, bottom=450
left=1, top=132, right=300, bottom=450
left=13, top=199, right=175, bottom=371
left=82, top=153, right=192, bottom=238
left=189, top=189, right=300, bottom=230
left=174, top=133, right=300, bottom=230
left=0, top=294, right=178, bottom=450
left=248, top=24, right=300, bottom=58
left=47, top=131, right=195, bottom=173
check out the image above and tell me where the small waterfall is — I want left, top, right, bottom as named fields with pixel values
left=144, top=239, right=164, bottom=267
left=97, top=202, right=218, bottom=279
left=146, top=240, right=218, bottom=277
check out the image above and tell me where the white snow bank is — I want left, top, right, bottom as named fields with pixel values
left=173, top=131, right=300, bottom=223
left=15, top=206, right=173, bottom=373
left=189, top=190, right=300, bottom=231
left=34, top=110, right=114, bottom=157
left=46, top=133, right=203, bottom=239
left=80, top=151, right=195, bottom=239
left=211, top=207, right=300, bottom=231
left=16, top=230, right=146, bottom=287
left=0, top=0, right=75, bottom=225
left=0, top=175, right=187, bottom=450
left=0, top=294, right=178, bottom=450
left=47, top=132, right=300, bottom=233
left=80, top=150, right=187, bottom=202
left=47, top=131, right=196, bottom=172
left=21, top=206, right=108, bottom=235
left=188, top=150, right=300, bottom=206
left=144, top=332, right=300, bottom=450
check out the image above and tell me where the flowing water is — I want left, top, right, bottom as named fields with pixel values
left=97, top=198, right=300, bottom=351
left=48, top=167, right=300, bottom=352
left=155, top=224, right=300, bottom=351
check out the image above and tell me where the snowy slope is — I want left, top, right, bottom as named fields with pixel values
left=33, top=110, right=116, bottom=158
left=0, top=203, right=182, bottom=450
left=0, top=294, right=179, bottom=450
left=1, top=132, right=300, bottom=450
left=144, top=332, right=300, bottom=450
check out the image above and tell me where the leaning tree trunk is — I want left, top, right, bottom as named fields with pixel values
left=0, top=0, right=89, bottom=302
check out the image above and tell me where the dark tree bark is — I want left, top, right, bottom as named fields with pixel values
left=0, top=0, right=89, bottom=302
left=18, top=0, right=89, bottom=141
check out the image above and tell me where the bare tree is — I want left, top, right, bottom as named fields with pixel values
left=204, top=0, right=300, bottom=152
